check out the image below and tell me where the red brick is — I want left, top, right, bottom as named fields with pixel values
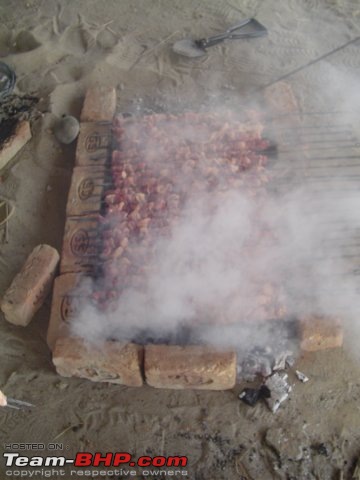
left=0, top=120, right=31, bottom=171
left=75, top=122, right=112, bottom=167
left=60, top=215, right=99, bottom=274
left=66, top=166, right=106, bottom=216
left=145, top=345, right=237, bottom=390
left=1, top=244, right=59, bottom=326
left=299, top=315, right=343, bottom=352
left=47, top=273, right=85, bottom=350
left=53, top=336, right=143, bottom=386
left=80, top=86, right=117, bottom=123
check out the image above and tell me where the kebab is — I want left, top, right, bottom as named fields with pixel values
left=93, top=111, right=281, bottom=315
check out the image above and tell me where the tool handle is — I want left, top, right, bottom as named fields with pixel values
left=229, top=30, right=268, bottom=39
left=198, top=18, right=267, bottom=49
left=197, top=33, right=230, bottom=49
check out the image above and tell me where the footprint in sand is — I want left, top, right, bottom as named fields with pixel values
left=48, top=64, right=84, bottom=83
left=61, top=25, right=95, bottom=55
left=15, top=30, right=41, bottom=52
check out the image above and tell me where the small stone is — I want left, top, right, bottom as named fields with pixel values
left=55, top=381, right=68, bottom=390
left=54, top=115, right=80, bottom=144
left=295, top=370, right=309, bottom=383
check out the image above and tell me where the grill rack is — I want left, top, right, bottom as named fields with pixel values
left=47, top=86, right=356, bottom=388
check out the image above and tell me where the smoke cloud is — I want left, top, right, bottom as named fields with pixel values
left=70, top=100, right=360, bottom=359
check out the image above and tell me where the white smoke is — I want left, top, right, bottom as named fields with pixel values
left=67, top=66, right=360, bottom=358
left=71, top=178, right=360, bottom=352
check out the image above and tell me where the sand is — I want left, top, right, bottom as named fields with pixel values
left=1, top=0, right=360, bottom=478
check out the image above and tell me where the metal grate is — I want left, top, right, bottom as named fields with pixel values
left=268, top=112, right=360, bottom=280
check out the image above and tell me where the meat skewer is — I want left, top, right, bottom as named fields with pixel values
left=92, top=111, right=281, bottom=314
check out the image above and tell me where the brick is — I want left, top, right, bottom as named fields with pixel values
left=47, top=273, right=86, bottom=350
left=145, top=345, right=237, bottom=390
left=80, top=86, right=117, bottom=123
left=299, top=315, right=343, bottom=352
left=53, top=336, right=143, bottom=386
left=60, top=215, right=100, bottom=274
left=0, top=120, right=31, bottom=171
left=1, top=244, right=59, bottom=326
left=75, top=122, right=112, bottom=167
left=66, top=166, right=106, bottom=216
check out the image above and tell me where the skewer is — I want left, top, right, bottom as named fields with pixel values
left=0, top=390, right=34, bottom=410
left=7, top=397, right=35, bottom=408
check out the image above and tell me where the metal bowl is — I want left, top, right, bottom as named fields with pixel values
left=0, top=62, right=16, bottom=100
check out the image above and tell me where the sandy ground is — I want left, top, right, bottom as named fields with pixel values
left=1, top=0, right=360, bottom=479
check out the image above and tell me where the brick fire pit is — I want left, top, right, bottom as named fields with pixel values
left=47, top=84, right=343, bottom=389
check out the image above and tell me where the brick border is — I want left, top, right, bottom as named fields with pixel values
left=53, top=336, right=144, bottom=387
left=48, top=83, right=343, bottom=389
left=145, top=345, right=237, bottom=390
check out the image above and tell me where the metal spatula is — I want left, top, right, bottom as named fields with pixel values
left=173, top=18, right=267, bottom=58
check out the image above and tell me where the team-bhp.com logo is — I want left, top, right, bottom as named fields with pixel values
left=4, top=452, right=188, bottom=468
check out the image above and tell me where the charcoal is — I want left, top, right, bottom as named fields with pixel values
left=311, top=443, right=330, bottom=457
left=239, top=385, right=270, bottom=406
